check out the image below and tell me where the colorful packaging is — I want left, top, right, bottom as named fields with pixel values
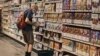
left=90, top=46, right=97, bottom=56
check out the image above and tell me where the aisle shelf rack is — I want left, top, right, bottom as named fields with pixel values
left=63, top=10, right=92, bottom=13
left=1, top=0, right=100, bottom=56
left=62, top=36, right=100, bottom=48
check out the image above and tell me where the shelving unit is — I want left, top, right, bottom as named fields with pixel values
left=1, top=0, right=100, bottom=56
left=45, top=1, right=62, bottom=4
left=63, top=10, right=92, bottom=13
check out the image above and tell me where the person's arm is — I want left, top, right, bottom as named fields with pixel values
left=25, top=18, right=33, bottom=25
left=25, top=10, right=33, bottom=25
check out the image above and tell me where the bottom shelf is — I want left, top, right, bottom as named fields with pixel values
left=2, top=30, right=63, bottom=56
left=3, top=29, right=100, bottom=56
left=2, top=30, right=25, bottom=44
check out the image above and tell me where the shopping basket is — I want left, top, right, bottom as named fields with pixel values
left=37, top=49, right=54, bottom=56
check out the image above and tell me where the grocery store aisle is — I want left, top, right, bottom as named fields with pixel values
left=0, top=33, right=37, bottom=56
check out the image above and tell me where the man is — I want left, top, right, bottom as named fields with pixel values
left=22, top=4, right=38, bottom=56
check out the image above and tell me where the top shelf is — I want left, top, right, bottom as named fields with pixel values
left=92, top=12, right=100, bottom=14
left=44, top=11, right=62, bottom=13
left=28, top=1, right=43, bottom=3
left=63, top=23, right=91, bottom=29
left=63, top=10, right=92, bottom=13
left=45, top=1, right=62, bottom=3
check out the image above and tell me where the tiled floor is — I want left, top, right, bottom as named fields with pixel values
left=0, top=33, right=37, bottom=56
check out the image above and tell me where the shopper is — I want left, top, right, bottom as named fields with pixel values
left=17, top=4, right=38, bottom=56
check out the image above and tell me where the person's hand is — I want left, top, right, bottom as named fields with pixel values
left=35, top=22, right=40, bottom=27
left=25, top=18, right=33, bottom=25
left=25, top=18, right=29, bottom=23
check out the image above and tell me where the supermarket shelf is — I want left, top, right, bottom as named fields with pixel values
left=34, top=40, right=62, bottom=52
left=11, top=4, right=21, bottom=7
left=63, top=23, right=91, bottom=29
left=2, top=29, right=62, bottom=52
left=34, top=40, right=48, bottom=47
left=62, top=48, right=77, bottom=56
left=63, top=10, right=92, bottom=12
left=49, top=46, right=62, bottom=52
left=43, top=28, right=62, bottom=33
left=2, top=30, right=16, bottom=39
left=2, top=10, right=9, bottom=12
left=91, top=28, right=100, bottom=31
left=3, top=27, right=22, bottom=37
left=45, top=20, right=62, bottom=23
left=62, top=48, right=83, bottom=56
left=33, top=32, right=43, bottom=36
left=2, top=12, right=9, bottom=15
left=92, top=12, right=100, bottom=14
left=2, top=0, right=100, bottom=56
left=2, top=22, right=8, bottom=24
left=3, top=5, right=9, bottom=7
left=2, top=9, right=9, bottom=12
left=44, top=12, right=62, bottom=14
left=34, top=40, right=51, bottom=50
left=33, top=16, right=43, bottom=18
left=33, top=41, right=43, bottom=51
left=45, top=1, right=62, bottom=3
left=45, top=20, right=91, bottom=29
left=2, top=30, right=25, bottom=44
left=45, top=20, right=55, bottom=22
left=43, top=36, right=63, bottom=43
left=28, top=1, right=43, bottom=3
left=62, top=35, right=100, bottom=47
left=19, top=1, right=43, bottom=5
left=2, top=14, right=8, bottom=16
left=11, top=7, right=20, bottom=10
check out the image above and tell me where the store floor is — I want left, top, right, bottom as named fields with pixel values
left=0, top=33, right=37, bottom=56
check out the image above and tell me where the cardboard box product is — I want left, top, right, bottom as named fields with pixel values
left=81, top=0, right=87, bottom=10
left=79, top=43, right=84, bottom=55
left=43, top=46, right=49, bottom=50
left=75, top=43, right=79, bottom=55
left=54, top=33, right=61, bottom=40
left=99, top=5, right=100, bottom=12
left=62, top=38, right=67, bottom=45
left=54, top=42, right=62, bottom=49
left=76, top=43, right=80, bottom=54
left=90, top=46, right=97, bottom=56
left=43, top=38, right=50, bottom=46
left=56, top=3, right=62, bottom=12
left=87, top=0, right=92, bottom=10
left=63, top=0, right=70, bottom=10
left=13, top=0, right=20, bottom=4
left=70, top=0, right=77, bottom=10
left=63, top=39, right=74, bottom=51
left=97, top=32, right=100, bottom=45
left=92, top=14, right=98, bottom=24
left=98, top=15, right=100, bottom=27
left=83, top=29, right=90, bottom=41
left=97, top=48, right=100, bottom=56
left=91, top=31, right=99, bottom=44
left=65, top=13, right=73, bottom=23
left=50, top=41, right=54, bottom=49
left=92, top=0, right=99, bottom=3
left=82, top=44, right=89, bottom=56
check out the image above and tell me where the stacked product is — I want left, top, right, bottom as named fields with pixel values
left=63, top=0, right=91, bottom=10
left=62, top=26, right=90, bottom=41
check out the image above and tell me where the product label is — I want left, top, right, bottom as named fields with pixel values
left=92, top=14, right=98, bottom=19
